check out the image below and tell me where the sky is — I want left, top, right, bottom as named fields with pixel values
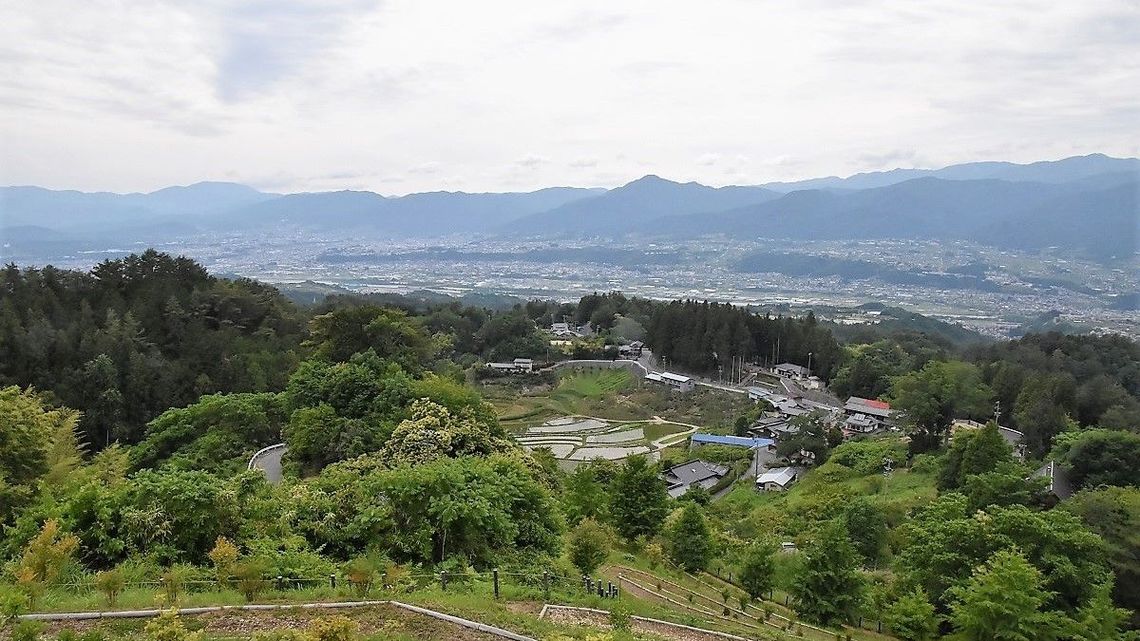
left=2, top=0, right=1138, bottom=195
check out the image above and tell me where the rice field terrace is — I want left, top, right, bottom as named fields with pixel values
left=517, top=416, right=695, bottom=464
left=485, top=369, right=758, bottom=453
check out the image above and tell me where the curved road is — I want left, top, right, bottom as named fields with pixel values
left=248, top=444, right=286, bottom=484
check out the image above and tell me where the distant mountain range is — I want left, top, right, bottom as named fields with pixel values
left=2, top=153, right=1136, bottom=260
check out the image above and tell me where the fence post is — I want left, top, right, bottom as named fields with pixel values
left=493, top=569, right=500, bottom=599
left=276, top=575, right=283, bottom=591
left=381, top=571, right=387, bottom=591
left=586, top=577, right=593, bottom=593
left=607, top=582, right=614, bottom=598
left=542, top=571, right=550, bottom=601
left=440, top=572, right=448, bottom=591
left=330, top=574, right=336, bottom=590
left=596, top=579, right=604, bottom=598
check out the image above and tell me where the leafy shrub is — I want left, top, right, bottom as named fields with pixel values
left=910, top=454, right=940, bottom=475
left=608, top=600, right=632, bottom=632
left=143, top=609, right=203, bottom=641
left=233, top=559, right=270, bottom=602
left=828, top=440, right=905, bottom=475
left=94, top=567, right=126, bottom=607
left=10, top=619, right=44, bottom=641
left=343, top=556, right=377, bottom=597
left=207, top=537, right=238, bottom=587
left=307, top=616, right=357, bottom=641
left=159, top=565, right=196, bottom=605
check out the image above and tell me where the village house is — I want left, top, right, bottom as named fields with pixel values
left=662, top=460, right=729, bottom=498
left=645, top=371, right=694, bottom=393
left=756, top=466, right=804, bottom=492
left=952, top=419, right=1027, bottom=461
left=843, top=396, right=894, bottom=433
left=773, top=362, right=811, bottom=380
left=486, top=357, right=535, bottom=373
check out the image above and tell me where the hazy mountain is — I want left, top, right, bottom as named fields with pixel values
left=225, top=186, right=602, bottom=235
left=138, top=181, right=274, bottom=215
left=2, top=154, right=1134, bottom=260
left=761, top=153, right=1140, bottom=192
left=981, top=180, right=1138, bottom=260
left=654, top=175, right=1137, bottom=260
left=0, top=181, right=276, bottom=232
left=509, top=175, right=780, bottom=235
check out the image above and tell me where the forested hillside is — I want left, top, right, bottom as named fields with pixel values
left=0, top=250, right=304, bottom=448
left=1, top=252, right=1138, bottom=640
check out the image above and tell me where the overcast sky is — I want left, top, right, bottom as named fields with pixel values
left=2, top=0, right=1138, bottom=195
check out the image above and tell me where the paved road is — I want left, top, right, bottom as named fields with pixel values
left=249, top=444, right=286, bottom=485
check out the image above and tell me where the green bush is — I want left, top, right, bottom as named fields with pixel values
left=307, top=616, right=357, bottom=641
left=343, top=556, right=378, bottom=597
left=94, top=567, right=126, bottom=607
left=608, top=600, right=632, bottom=632
left=11, top=620, right=44, bottom=641
left=143, top=609, right=203, bottom=641
left=160, top=564, right=197, bottom=606
left=233, top=559, right=270, bottom=602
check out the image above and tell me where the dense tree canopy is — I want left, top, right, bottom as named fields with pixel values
left=890, top=361, right=993, bottom=453
left=0, top=252, right=303, bottom=448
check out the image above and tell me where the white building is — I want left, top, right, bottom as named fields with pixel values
left=756, top=466, right=804, bottom=492
left=645, top=371, right=694, bottom=393
left=486, top=358, right=535, bottom=373
left=773, top=363, right=811, bottom=380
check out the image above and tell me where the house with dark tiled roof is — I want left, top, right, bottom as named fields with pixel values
left=843, top=396, right=895, bottom=433
left=662, top=459, right=729, bottom=498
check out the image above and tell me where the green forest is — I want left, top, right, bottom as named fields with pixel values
left=1, top=252, right=1138, bottom=641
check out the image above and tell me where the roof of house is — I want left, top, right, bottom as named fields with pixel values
left=756, top=466, right=803, bottom=487
left=844, top=397, right=893, bottom=418
left=691, top=433, right=775, bottom=449
left=664, top=460, right=728, bottom=486
left=1033, top=460, right=1074, bottom=500
left=645, top=372, right=664, bottom=382
left=845, top=414, right=878, bottom=428
left=774, top=363, right=811, bottom=375
left=660, top=372, right=692, bottom=383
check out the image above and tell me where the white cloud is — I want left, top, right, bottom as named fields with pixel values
left=1, top=0, right=1136, bottom=195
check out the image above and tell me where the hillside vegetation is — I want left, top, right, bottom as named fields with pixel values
left=1, top=252, right=1137, bottom=641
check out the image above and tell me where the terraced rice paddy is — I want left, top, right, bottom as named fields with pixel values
left=516, top=416, right=693, bottom=465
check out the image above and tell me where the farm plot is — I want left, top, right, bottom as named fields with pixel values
left=516, top=416, right=692, bottom=465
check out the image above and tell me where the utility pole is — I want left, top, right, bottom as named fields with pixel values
left=807, top=352, right=813, bottom=375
